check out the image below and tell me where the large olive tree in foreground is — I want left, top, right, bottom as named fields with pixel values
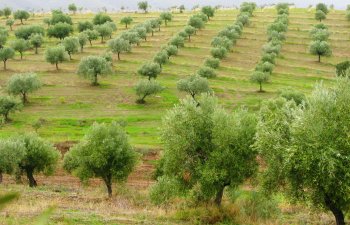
left=254, top=79, right=350, bottom=225
left=153, top=95, right=258, bottom=206
left=7, top=73, right=42, bottom=104
left=77, top=56, right=112, bottom=85
left=63, top=122, right=137, bottom=197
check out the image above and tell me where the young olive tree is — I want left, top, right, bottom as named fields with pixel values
left=7, top=73, right=42, bottom=104
left=137, top=62, right=161, bottom=80
left=0, top=139, right=26, bottom=183
left=92, top=13, right=112, bottom=25
left=77, top=56, right=112, bottom=85
left=201, top=6, right=215, bottom=20
left=29, top=34, right=43, bottom=54
left=250, top=71, right=269, bottom=92
left=3, top=7, right=12, bottom=19
left=135, top=79, right=164, bottom=104
left=68, top=3, right=77, bottom=14
left=13, top=10, right=30, bottom=25
left=120, top=16, right=133, bottom=29
left=63, top=122, right=137, bottom=197
left=162, top=45, right=178, bottom=59
left=309, top=40, right=332, bottom=62
left=94, top=24, right=113, bottom=43
left=83, top=29, right=99, bottom=46
left=160, top=12, right=172, bottom=26
left=62, top=36, right=79, bottom=60
left=197, top=66, right=216, bottom=78
left=14, top=25, right=45, bottom=40
left=0, top=96, right=22, bottom=122
left=138, top=1, right=149, bottom=13
left=153, top=50, right=168, bottom=68
left=11, top=38, right=29, bottom=60
left=78, top=21, right=93, bottom=32
left=77, top=32, right=88, bottom=52
left=188, top=16, right=205, bottom=31
left=107, top=37, right=131, bottom=60
left=15, top=133, right=59, bottom=187
left=47, top=22, right=74, bottom=40
left=0, top=27, right=8, bottom=48
left=315, top=10, right=326, bottom=22
left=177, top=75, right=211, bottom=100
left=45, top=45, right=67, bottom=70
left=204, top=57, right=220, bottom=69
left=210, top=46, right=227, bottom=59
left=0, top=47, right=15, bottom=70
left=6, top=19, right=14, bottom=31
left=156, top=95, right=258, bottom=206
left=184, top=25, right=196, bottom=41
left=169, top=35, right=184, bottom=49
left=254, top=79, right=350, bottom=225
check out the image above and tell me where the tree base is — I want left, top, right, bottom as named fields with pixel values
left=136, top=99, right=146, bottom=104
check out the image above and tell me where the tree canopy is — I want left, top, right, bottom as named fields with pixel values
left=77, top=56, right=112, bottom=85
left=7, top=73, right=42, bottom=104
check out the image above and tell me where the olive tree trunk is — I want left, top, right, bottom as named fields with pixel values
left=103, top=174, right=113, bottom=197
left=25, top=168, right=37, bottom=187
left=325, top=195, right=345, bottom=225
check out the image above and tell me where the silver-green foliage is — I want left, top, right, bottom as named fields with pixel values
left=7, top=73, right=42, bottom=103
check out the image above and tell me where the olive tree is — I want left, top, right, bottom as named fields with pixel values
left=162, top=45, right=178, bottom=59
left=92, top=13, right=112, bottom=25
left=62, top=36, right=79, bottom=60
left=13, top=10, right=30, bottom=25
left=250, top=71, right=269, bottom=92
left=94, top=24, right=113, bottom=43
left=77, top=21, right=93, bottom=32
left=0, top=139, right=25, bottom=183
left=335, top=61, right=350, bottom=77
left=77, top=32, right=88, bottom=52
left=29, top=34, right=43, bottom=54
left=138, top=1, right=149, bottom=13
left=83, top=29, right=99, bottom=46
left=3, top=7, right=11, bottom=18
left=120, top=16, right=133, bottom=29
left=45, top=45, right=67, bottom=70
left=6, top=19, right=14, bottom=31
left=188, top=16, right=205, bottom=31
left=210, top=46, right=227, bottom=59
left=68, top=3, right=77, bottom=14
left=201, top=6, right=215, bottom=20
left=184, top=25, right=196, bottom=41
left=156, top=95, right=258, bottom=206
left=315, top=10, right=326, bottom=22
left=197, top=66, right=216, bottom=78
left=47, top=22, right=74, bottom=40
left=137, top=62, right=161, bottom=80
left=11, top=38, right=29, bottom=60
left=177, top=75, right=211, bottom=100
left=153, top=50, right=168, bottom=68
left=204, top=57, right=220, bottom=69
left=254, top=79, right=350, bottom=225
left=15, top=133, right=59, bottom=187
left=63, top=122, right=137, bottom=197
left=133, top=26, right=147, bottom=41
left=120, top=31, right=140, bottom=46
left=160, top=12, right=172, bottom=26
left=7, top=73, right=42, bottom=104
left=135, top=79, right=164, bottom=104
left=309, top=40, right=332, bottom=62
left=0, top=47, right=15, bottom=70
left=77, top=56, right=112, bottom=85
left=50, top=10, right=72, bottom=25
left=0, top=96, right=21, bottom=122
left=107, top=37, right=131, bottom=60
left=0, top=27, right=8, bottom=48
left=169, top=35, right=184, bottom=49
left=316, top=3, right=328, bottom=15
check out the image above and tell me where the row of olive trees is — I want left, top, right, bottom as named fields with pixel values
left=309, top=23, right=332, bottom=62
left=133, top=9, right=211, bottom=104
left=250, top=3, right=289, bottom=92
left=150, top=77, right=350, bottom=225
left=175, top=3, right=256, bottom=103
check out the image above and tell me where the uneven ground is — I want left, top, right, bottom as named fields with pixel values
left=0, top=7, right=348, bottom=224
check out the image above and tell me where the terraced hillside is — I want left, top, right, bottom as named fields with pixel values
left=0, top=7, right=349, bottom=224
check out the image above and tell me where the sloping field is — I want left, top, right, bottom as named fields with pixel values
left=0, top=7, right=348, bottom=224
left=0, top=8, right=345, bottom=148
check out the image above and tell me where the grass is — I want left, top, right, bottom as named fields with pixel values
left=0, top=7, right=348, bottom=224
